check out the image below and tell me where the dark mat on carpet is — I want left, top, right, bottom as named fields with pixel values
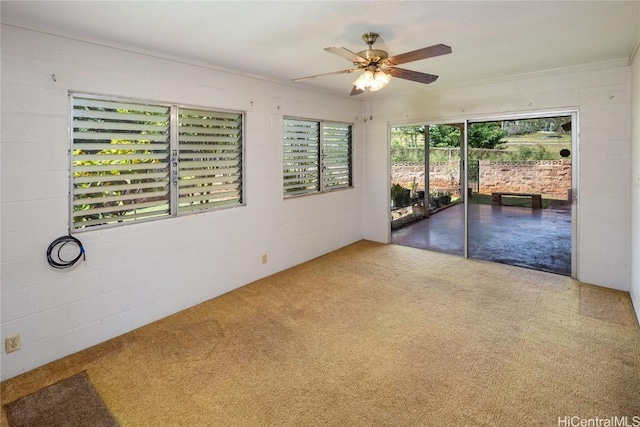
left=4, top=371, right=118, bottom=427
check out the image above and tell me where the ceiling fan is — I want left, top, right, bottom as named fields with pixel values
left=294, top=32, right=452, bottom=95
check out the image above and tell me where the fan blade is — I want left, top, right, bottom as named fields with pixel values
left=293, top=69, right=359, bottom=81
left=387, top=68, right=439, bottom=84
left=324, top=47, right=369, bottom=64
left=350, top=86, right=364, bottom=96
left=387, top=44, right=451, bottom=65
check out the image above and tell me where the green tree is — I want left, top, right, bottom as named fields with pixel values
left=429, top=125, right=460, bottom=147
left=390, top=125, right=425, bottom=162
left=391, top=122, right=508, bottom=162
left=467, top=122, right=507, bottom=149
left=429, top=123, right=506, bottom=149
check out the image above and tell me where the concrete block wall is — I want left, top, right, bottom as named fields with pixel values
left=0, top=25, right=364, bottom=380
left=364, top=60, right=633, bottom=292
left=392, top=160, right=573, bottom=198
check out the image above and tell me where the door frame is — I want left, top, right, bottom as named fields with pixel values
left=389, top=109, right=579, bottom=279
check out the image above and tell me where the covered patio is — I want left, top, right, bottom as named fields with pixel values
left=391, top=202, right=572, bottom=276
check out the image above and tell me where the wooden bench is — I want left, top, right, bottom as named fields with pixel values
left=491, top=192, right=542, bottom=209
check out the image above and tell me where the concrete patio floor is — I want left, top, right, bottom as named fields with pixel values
left=391, top=202, right=572, bottom=276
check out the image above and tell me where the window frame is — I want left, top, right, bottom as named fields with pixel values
left=69, top=93, right=245, bottom=232
left=283, top=116, right=353, bottom=198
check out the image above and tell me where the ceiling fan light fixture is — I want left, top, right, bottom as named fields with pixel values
left=374, top=70, right=391, bottom=85
left=353, top=69, right=391, bottom=92
left=354, top=70, right=374, bottom=90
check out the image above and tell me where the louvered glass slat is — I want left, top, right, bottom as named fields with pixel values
left=179, top=190, right=240, bottom=203
left=74, top=131, right=169, bottom=142
left=283, top=156, right=318, bottom=161
left=178, top=177, right=239, bottom=187
left=283, top=179, right=318, bottom=188
left=73, top=153, right=168, bottom=162
left=178, top=126, right=241, bottom=135
left=283, top=187, right=318, bottom=196
left=284, top=168, right=319, bottom=175
left=325, top=175, right=350, bottom=181
left=74, top=143, right=169, bottom=151
left=324, top=171, right=351, bottom=180
left=179, top=152, right=239, bottom=161
left=179, top=198, right=240, bottom=213
left=73, top=162, right=169, bottom=173
left=284, top=178, right=319, bottom=189
left=180, top=159, right=240, bottom=169
left=178, top=135, right=241, bottom=143
left=284, top=160, right=317, bottom=165
left=284, top=140, right=318, bottom=147
left=179, top=117, right=240, bottom=126
left=283, top=172, right=318, bottom=180
left=75, top=180, right=168, bottom=195
left=74, top=109, right=170, bottom=123
left=284, top=138, right=319, bottom=143
left=178, top=167, right=240, bottom=178
left=284, top=145, right=318, bottom=150
left=177, top=108, right=243, bottom=213
left=283, top=172, right=319, bottom=181
left=324, top=163, right=350, bottom=170
left=73, top=189, right=169, bottom=206
left=71, top=96, right=171, bottom=229
left=73, top=97, right=169, bottom=112
left=74, top=171, right=168, bottom=184
left=180, top=109, right=241, bottom=120
left=179, top=143, right=240, bottom=151
left=324, top=165, right=351, bottom=172
left=73, top=120, right=169, bottom=133
left=73, top=199, right=169, bottom=218
left=73, top=206, right=170, bottom=227
left=178, top=182, right=239, bottom=194
left=284, top=151, right=319, bottom=156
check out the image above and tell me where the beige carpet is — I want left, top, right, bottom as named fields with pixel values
left=2, top=241, right=639, bottom=426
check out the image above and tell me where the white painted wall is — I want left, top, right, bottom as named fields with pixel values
left=630, top=36, right=640, bottom=325
left=0, top=26, right=364, bottom=380
left=364, top=61, right=633, bottom=293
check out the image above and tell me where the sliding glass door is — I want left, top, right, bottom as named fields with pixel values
left=466, top=116, right=574, bottom=276
left=391, top=113, right=576, bottom=277
left=390, top=123, right=464, bottom=256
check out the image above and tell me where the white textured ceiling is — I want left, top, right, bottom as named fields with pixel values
left=2, top=1, right=639, bottom=98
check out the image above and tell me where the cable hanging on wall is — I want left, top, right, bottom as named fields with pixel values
left=46, top=235, right=86, bottom=269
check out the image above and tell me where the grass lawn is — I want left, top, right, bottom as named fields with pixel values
left=468, top=193, right=554, bottom=209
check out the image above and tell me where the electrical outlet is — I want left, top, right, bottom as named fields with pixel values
left=5, top=334, right=21, bottom=353
left=261, top=254, right=268, bottom=264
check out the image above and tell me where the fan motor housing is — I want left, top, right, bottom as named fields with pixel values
left=356, top=49, right=388, bottom=64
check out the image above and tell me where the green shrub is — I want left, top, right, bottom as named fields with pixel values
left=391, top=184, right=411, bottom=207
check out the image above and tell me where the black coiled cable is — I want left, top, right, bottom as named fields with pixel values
left=46, top=235, right=86, bottom=269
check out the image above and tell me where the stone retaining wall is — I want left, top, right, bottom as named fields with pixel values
left=392, top=159, right=572, bottom=199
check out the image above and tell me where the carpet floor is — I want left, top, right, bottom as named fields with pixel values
left=4, top=371, right=118, bottom=427
left=2, top=240, right=639, bottom=426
